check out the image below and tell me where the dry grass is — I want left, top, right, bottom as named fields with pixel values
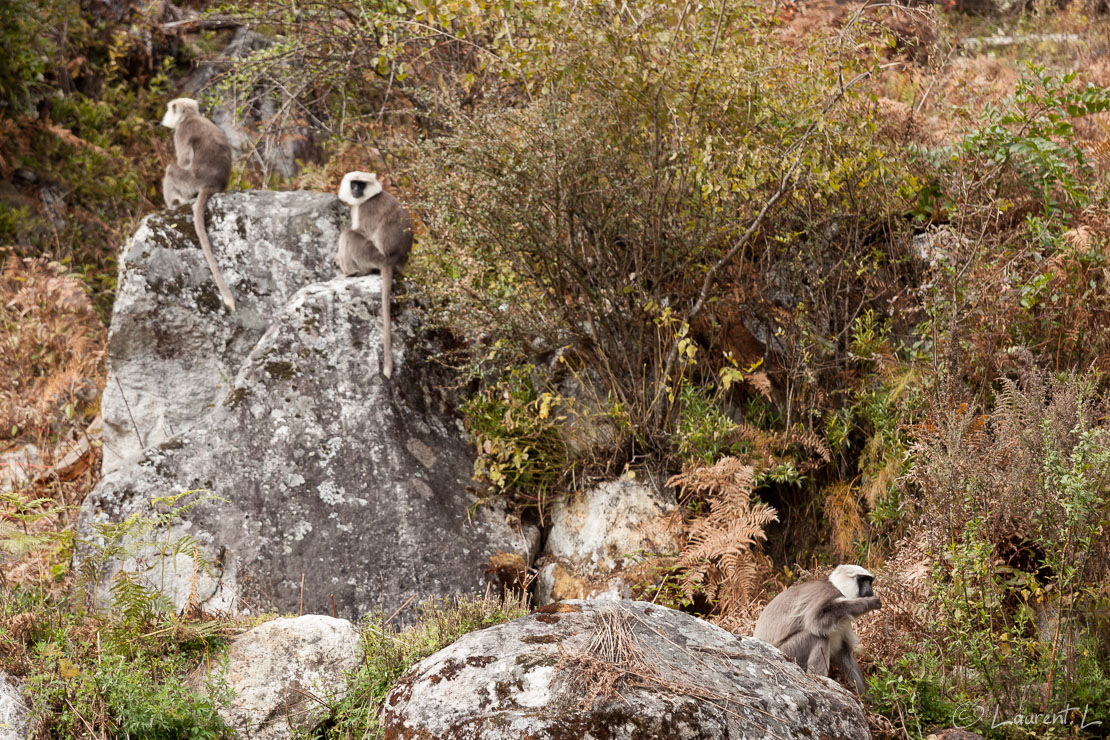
left=854, top=530, right=941, bottom=670
left=0, top=254, right=105, bottom=443
left=555, top=608, right=658, bottom=709
left=0, top=254, right=106, bottom=588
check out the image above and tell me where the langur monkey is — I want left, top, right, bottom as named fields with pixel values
left=161, top=97, right=236, bottom=311
left=336, top=171, right=413, bottom=379
left=753, top=564, right=881, bottom=696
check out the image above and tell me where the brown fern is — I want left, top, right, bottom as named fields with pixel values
left=667, top=457, right=778, bottom=628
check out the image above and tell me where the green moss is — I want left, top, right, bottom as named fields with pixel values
left=265, top=360, right=297, bottom=380
left=224, top=387, right=250, bottom=409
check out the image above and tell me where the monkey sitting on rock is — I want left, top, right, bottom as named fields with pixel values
left=335, top=171, right=414, bottom=379
left=160, top=97, right=236, bottom=312
left=754, top=564, right=881, bottom=696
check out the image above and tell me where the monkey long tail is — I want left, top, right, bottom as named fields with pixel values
left=194, top=188, right=236, bottom=312
left=382, top=265, right=393, bottom=379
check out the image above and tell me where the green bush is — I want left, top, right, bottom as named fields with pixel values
left=2, top=584, right=231, bottom=740
left=413, top=2, right=916, bottom=453
left=459, top=363, right=572, bottom=506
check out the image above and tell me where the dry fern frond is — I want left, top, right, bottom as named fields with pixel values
left=726, top=422, right=830, bottom=473
left=667, top=457, right=778, bottom=623
left=791, top=427, right=831, bottom=463
left=1062, top=225, right=1093, bottom=251
left=745, top=371, right=773, bottom=400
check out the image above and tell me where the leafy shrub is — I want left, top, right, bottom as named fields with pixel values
left=1, top=582, right=232, bottom=740
left=459, top=363, right=573, bottom=509
left=674, top=380, right=742, bottom=466
left=408, top=0, right=918, bottom=457
left=0, top=0, right=61, bottom=114
left=915, top=68, right=1110, bottom=390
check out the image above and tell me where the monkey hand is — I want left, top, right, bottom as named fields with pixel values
left=863, top=596, right=881, bottom=611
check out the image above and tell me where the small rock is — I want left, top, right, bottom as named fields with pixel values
left=191, top=615, right=362, bottom=740
left=535, top=478, right=678, bottom=605
left=0, top=446, right=42, bottom=490
left=926, top=730, right=985, bottom=740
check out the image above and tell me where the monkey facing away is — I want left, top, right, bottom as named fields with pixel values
left=335, top=171, right=413, bottom=379
left=161, top=97, right=236, bottom=311
left=753, top=564, right=881, bottom=696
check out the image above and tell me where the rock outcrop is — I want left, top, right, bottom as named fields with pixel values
left=535, top=478, right=678, bottom=605
left=81, top=192, right=538, bottom=621
left=383, top=599, right=869, bottom=739
left=101, top=190, right=345, bottom=474
left=191, top=615, right=362, bottom=739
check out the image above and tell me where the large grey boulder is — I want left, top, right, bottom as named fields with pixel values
left=383, top=600, right=869, bottom=739
left=191, top=615, right=362, bottom=739
left=0, top=673, right=31, bottom=740
left=534, top=478, right=679, bottom=605
left=101, top=190, right=345, bottom=475
left=81, top=263, right=537, bottom=619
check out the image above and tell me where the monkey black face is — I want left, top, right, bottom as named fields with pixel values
left=338, top=170, right=383, bottom=206
left=829, top=564, right=875, bottom=599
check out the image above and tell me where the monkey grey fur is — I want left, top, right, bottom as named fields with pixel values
left=336, top=171, right=413, bottom=379
left=161, top=98, right=236, bottom=311
left=753, top=564, right=881, bottom=696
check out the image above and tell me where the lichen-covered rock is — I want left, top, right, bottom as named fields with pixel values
left=0, top=672, right=31, bottom=740
left=191, top=615, right=361, bottom=740
left=535, top=478, right=678, bottom=605
left=101, top=190, right=346, bottom=475
left=383, top=600, right=869, bottom=740
left=80, top=274, right=537, bottom=620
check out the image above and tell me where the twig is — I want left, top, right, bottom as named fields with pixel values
left=384, top=593, right=417, bottom=625
left=114, top=376, right=145, bottom=450
left=162, top=15, right=243, bottom=31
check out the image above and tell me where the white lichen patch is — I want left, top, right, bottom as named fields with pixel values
left=288, top=520, right=312, bottom=542
left=317, top=480, right=347, bottom=506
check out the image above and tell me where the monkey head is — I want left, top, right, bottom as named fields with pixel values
left=161, top=98, right=201, bottom=129
left=338, top=171, right=384, bottom=207
left=829, top=564, right=875, bottom=598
